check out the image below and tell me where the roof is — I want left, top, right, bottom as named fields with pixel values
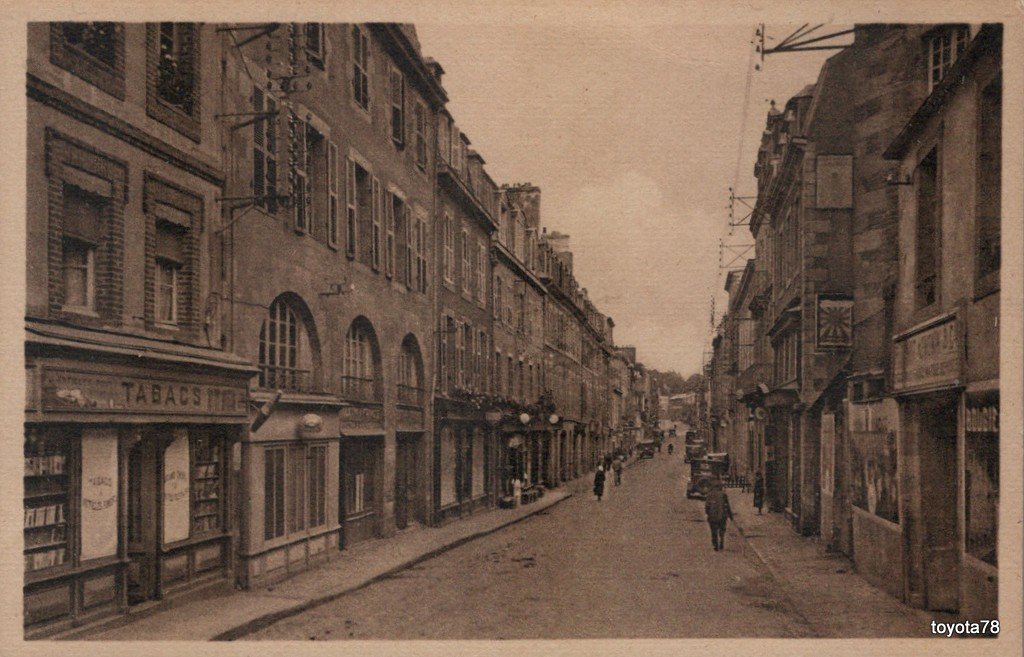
left=884, top=24, right=1002, bottom=160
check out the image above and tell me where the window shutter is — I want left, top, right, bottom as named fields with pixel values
left=371, top=176, right=381, bottom=270
left=403, top=205, right=412, bottom=287
left=345, top=158, right=357, bottom=257
left=328, top=141, right=338, bottom=248
left=385, top=191, right=395, bottom=278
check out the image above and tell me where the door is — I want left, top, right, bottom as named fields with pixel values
left=920, top=400, right=960, bottom=612
left=394, top=434, right=420, bottom=529
left=126, top=439, right=158, bottom=604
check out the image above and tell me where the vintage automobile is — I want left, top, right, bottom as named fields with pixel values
left=685, top=453, right=729, bottom=499
left=637, top=442, right=657, bottom=459
left=683, top=431, right=706, bottom=463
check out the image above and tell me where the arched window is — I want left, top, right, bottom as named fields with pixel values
left=341, top=320, right=379, bottom=403
left=398, top=335, right=423, bottom=407
left=259, top=297, right=314, bottom=391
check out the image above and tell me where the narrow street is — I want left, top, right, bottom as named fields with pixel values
left=244, top=453, right=810, bottom=640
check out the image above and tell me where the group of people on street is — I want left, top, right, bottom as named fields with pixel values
left=593, top=450, right=627, bottom=501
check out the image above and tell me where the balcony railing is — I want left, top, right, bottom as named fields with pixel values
left=259, top=365, right=313, bottom=393
left=397, top=384, right=425, bottom=408
left=338, top=376, right=380, bottom=404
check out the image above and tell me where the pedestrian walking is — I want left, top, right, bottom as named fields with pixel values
left=753, top=471, right=765, bottom=515
left=593, top=465, right=606, bottom=501
left=603, top=453, right=613, bottom=472
left=704, top=479, right=733, bottom=551
left=612, top=455, right=623, bottom=486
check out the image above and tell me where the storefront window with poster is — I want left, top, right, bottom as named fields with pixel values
left=965, top=394, right=998, bottom=566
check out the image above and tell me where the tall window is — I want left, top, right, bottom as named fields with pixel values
left=155, top=221, right=184, bottom=325
left=253, top=88, right=278, bottom=213
left=259, top=298, right=306, bottom=391
left=264, top=447, right=285, bottom=540
left=461, top=229, right=470, bottom=294
left=976, top=76, right=1001, bottom=290
left=327, top=141, right=339, bottom=248
left=385, top=192, right=397, bottom=278
left=414, top=101, right=427, bottom=170
left=415, top=211, right=428, bottom=293
left=915, top=148, right=939, bottom=308
left=494, top=275, right=502, bottom=320
left=345, top=159, right=369, bottom=259
left=156, top=23, right=196, bottom=114
left=390, top=67, right=405, bottom=145
left=345, top=443, right=377, bottom=515
left=455, top=321, right=466, bottom=389
left=287, top=444, right=306, bottom=534
left=352, top=26, right=370, bottom=111
left=477, top=242, right=487, bottom=303
left=61, top=184, right=104, bottom=312
left=398, top=337, right=422, bottom=406
left=927, top=26, right=969, bottom=92
left=342, top=322, right=377, bottom=402
left=443, top=212, right=455, bottom=284
left=304, top=23, right=324, bottom=68
left=371, top=178, right=383, bottom=271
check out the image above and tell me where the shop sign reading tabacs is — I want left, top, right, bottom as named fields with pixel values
left=893, top=315, right=963, bottom=393
left=41, top=369, right=247, bottom=417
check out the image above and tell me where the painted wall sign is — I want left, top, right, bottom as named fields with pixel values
left=893, top=315, right=963, bottom=393
left=40, top=369, right=247, bottom=416
left=815, top=154, right=853, bottom=209
left=163, top=431, right=191, bottom=545
left=816, top=295, right=853, bottom=349
left=80, top=428, right=118, bottom=560
left=847, top=399, right=899, bottom=524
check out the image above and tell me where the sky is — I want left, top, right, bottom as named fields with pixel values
left=416, top=21, right=842, bottom=376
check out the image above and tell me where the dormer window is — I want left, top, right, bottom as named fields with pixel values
left=927, top=25, right=969, bottom=92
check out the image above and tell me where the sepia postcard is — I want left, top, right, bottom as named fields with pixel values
left=0, top=1, right=1020, bottom=656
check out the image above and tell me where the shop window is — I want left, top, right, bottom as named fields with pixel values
left=965, top=402, right=998, bottom=565
left=351, top=25, right=370, bottom=111
left=288, top=444, right=306, bottom=534
left=471, top=428, right=485, bottom=498
left=24, top=431, right=71, bottom=575
left=308, top=445, right=327, bottom=528
left=345, top=443, right=376, bottom=516
left=252, top=88, right=279, bottom=213
left=191, top=433, right=223, bottom=536
left=264, top=447, right=285, bottom=540
left=915, top=148, right=940, bottom=309
left=439, top=427, right=456, bottom=507
left=976, top=76, right=1001, bottom=295
left=455, top=430, right=473, bottom=501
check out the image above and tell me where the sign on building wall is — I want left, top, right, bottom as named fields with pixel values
left=816, top=294, right=854, bottom=349
left=163, top=430, right=191, bottom=545
left=892, top=314, right=964, bottom=393
left=80, top=429, right=119, bottom=560
left=815, top=155, right=853, bottom=209
left=848, top=399, right=899, bottom=524
left=820, top=412, right=835, bottom=496
left=40, top=369, right=247, bottom=417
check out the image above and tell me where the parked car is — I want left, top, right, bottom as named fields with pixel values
left=638, top=443, right=656, bottom=459
left=686, top=453, right=729, bottom=499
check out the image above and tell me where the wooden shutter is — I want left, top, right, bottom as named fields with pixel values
left=385, top=191, right=395, bottom=278
left=371, top=176, right=381, bottom=270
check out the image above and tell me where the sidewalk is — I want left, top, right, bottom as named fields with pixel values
left=72, top=488, right=573, bottom=641
left=726, top=488, right=951, bottom=637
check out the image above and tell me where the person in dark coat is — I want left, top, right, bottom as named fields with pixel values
left=704, top=479, right=733, bottom=551
left=603, top=453, right=613, bottom=472
left=593, top=465, right=606, bottom=501
left=753, top=471, right=765, bottom=514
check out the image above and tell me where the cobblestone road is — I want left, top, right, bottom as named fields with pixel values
left=244, top=453, right=813, bottom=640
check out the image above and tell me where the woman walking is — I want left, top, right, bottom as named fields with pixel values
left=593, top=465, right=606, bottom=501
left=753, top=471, right=765, bottom=515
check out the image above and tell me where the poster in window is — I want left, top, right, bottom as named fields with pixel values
left=815, top=154, right=853, bottom=209
left=80, top=428, right=119, bottom=560
left=816, top=294, right=853, bottom=349
left=965, top=397, right=998, bottom=565
left=163, top=430, right=191, bottom=545
left=848, top=400, right=898, bottom=523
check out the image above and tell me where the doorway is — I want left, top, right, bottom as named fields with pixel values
left=918, top=397, right=960, bottom=612
left=394, top=433, right=423, bottom=530
left=126, top=434, right=160, bottom=604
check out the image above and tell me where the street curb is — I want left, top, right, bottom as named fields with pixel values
left=727, top=493, right=820, bottom=637
left=212, top=492, right=574, bottom=641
